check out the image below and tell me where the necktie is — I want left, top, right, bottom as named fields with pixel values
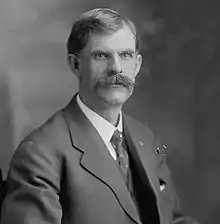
left=110, top=130, right=129, bottom=183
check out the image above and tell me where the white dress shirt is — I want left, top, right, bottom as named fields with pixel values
left=76, top=94, right=122, bottom=160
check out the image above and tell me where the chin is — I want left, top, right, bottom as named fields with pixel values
left=97, top=87, right=132, bottom=106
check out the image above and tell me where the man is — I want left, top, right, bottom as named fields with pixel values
left=1, top=8, right=198, bottom=224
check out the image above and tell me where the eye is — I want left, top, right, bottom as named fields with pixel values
left=120, top=52, right=134, bottom=59
left=93, top=52, right=108, bottom=60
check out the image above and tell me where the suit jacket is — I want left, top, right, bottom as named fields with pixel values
left=1, top=95, right=198, bottom=224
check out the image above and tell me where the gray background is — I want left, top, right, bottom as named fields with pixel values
left=0, top=0, right=220, bottom=223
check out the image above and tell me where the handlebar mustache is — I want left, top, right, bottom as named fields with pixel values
left=96, top=74, right=135, bottom=88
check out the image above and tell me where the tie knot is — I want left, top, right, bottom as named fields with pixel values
left=111, top=130, right=123, bottom=147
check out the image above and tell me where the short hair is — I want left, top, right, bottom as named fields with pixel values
left=67, top=8, right=140, bottom=56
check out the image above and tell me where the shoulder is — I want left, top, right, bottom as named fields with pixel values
left=11, top=110, right=69, bottom=167
left=22, top=110, right=67, bottom=147
left=5, top=110, right=70, bottom=194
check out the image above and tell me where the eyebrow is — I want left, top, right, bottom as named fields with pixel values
left=119, top=50, right=135, bottom=55
left=91, top=50, right=110, bottom=55
left=91, top=49, right=135, bottom=55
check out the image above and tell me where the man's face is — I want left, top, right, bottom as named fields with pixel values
left=76, top=26, right=142, bottom=108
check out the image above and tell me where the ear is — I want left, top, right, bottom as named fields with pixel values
left=68, top=54, right=81, bottom=79
left=134, top=53, right=142, bottom=78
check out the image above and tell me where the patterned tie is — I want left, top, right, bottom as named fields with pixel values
left=110, top=130, right=129, bottom=183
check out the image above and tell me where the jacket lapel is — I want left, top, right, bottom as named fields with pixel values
left=63, top=96, right=141, bottom=224
left=123, top=114, right=161, bottom=197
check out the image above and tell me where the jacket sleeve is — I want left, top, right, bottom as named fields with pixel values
left=1, top=136, right=62, bottom=224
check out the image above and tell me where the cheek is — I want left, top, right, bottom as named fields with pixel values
left=91, top=61, right=108, bottom=73
left=122, top=61, right=137, bottom=77
left=81, top=61, right=105, bottom=85
left=90, top=62, right=108, bottom=80
left=85, top=64, right=105, bottom=87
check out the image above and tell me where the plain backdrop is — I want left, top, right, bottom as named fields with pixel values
left=0, top=0, right=220, bottom=223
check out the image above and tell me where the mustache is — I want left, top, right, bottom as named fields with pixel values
left=96, top=73, right=135, bottom=88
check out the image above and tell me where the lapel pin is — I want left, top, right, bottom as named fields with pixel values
left=154, top=140, right=167, bottom=155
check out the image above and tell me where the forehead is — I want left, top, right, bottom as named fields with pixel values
left=83, top=26, right=136, bottom=53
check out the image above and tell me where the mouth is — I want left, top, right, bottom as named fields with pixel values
left=108, top=83, right=125, bottom=88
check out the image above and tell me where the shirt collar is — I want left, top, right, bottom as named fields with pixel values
left=76, top=94, right=123, bottom=144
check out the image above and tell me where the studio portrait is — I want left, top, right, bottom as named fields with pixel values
left=0, top=0, right=220, bottom=224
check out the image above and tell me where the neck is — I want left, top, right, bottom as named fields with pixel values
left=78, top=93, right=122, bottom=126
left=97, top=107, right=121, bottom=126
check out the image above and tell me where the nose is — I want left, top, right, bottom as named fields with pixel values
left=109, top=54, right=122, bottom=75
